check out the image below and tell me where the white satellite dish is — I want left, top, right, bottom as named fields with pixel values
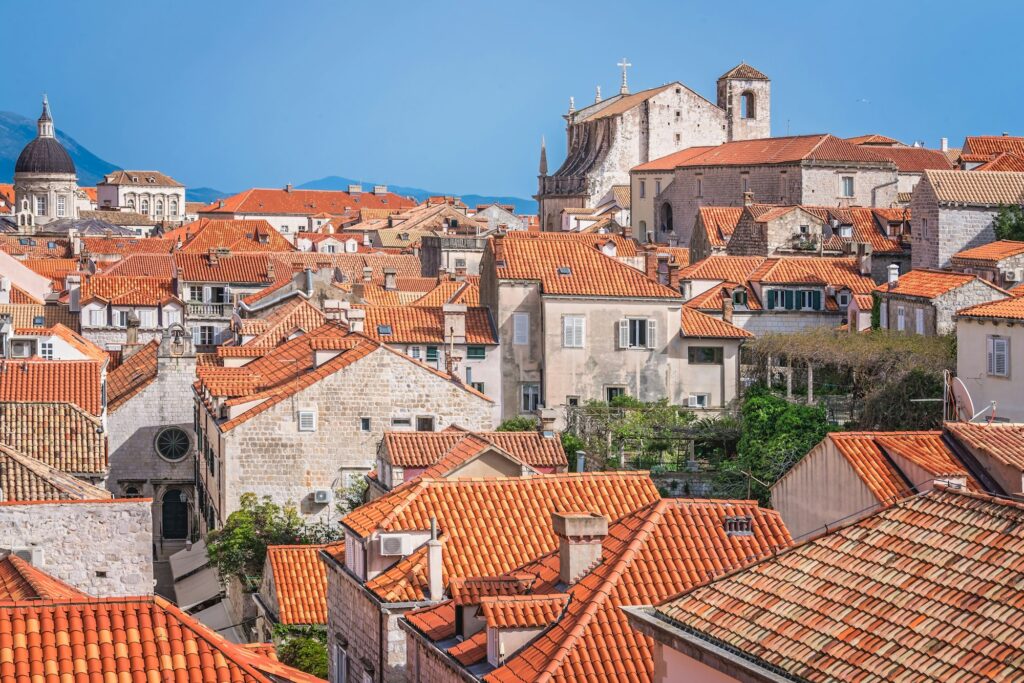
left=950, top=376, right=975, bottom=422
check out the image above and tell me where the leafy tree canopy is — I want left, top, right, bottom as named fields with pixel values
left=277, top=635, right=328, bottom=678
left=993, top=204, right=1024, bottom=242
left=496, top=416, right=538, bottom=431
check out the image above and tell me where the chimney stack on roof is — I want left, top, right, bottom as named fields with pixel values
left=443, top=303, right=467, bottom=345
left=722, top=288, right=735, bottom=324
left=347, top=308, right=365, bottom=334
left=743, top=190, right=754, bottom=207
left=383, top=269, right=397, bottom=291
left=492, top=236, right=505, bottom=265
left=373, top=185, right=388, bottom=195
left=285, top=183, right=293, bottom=193
left=552, top=512, right=607, bottom=585
left=0, top=277, right=9, bottom=306
left=941, top=137, right=949, bottom=152
left=362, top=266, right=373, bottom=282
left=887, top=263, right=900, bottom=290
left=427, top=517, right=444, bottom=602
left=348, top=184, right=363, bottom=195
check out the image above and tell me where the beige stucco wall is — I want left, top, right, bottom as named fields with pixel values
left=653, top=641, right=747, bottom=683
left=956, top=318, right=1024, bottom=423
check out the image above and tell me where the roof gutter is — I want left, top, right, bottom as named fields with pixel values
left=398, top=614, right=481, bottom=682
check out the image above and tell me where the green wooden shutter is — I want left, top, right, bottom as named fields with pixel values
left=766, top=290, right=775, bottom=310
left=812, top=290, right=822, bottom=310
left=784, top=290, right=794, bottom=310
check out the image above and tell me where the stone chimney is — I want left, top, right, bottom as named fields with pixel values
left=667, top=259, right=681, bottom=290
left=621, top=224, right=632, bottom=239
left=539, top=408, right=557, bottom=433
left=347, top=308, right=365, bottom=333
left=65, top=275, right=81, bottom=312
left=743, top=191, right=754, bottom=207
left=323, top=299, right=349, bottom=322
left=940, top=137, right=949, bottom=152
left=492, top=236, right=505, bottom=265
left=125, top=310, right=141, bottom=348
left=383, top=269, right=397, bottom=291
left=0, top=277, right=10, bottom=305
left=443, top=303, right=467, bottom=345
left=69, top=229, right=81, bottom=256
left=552, top=512, right=607, bottom=585
left=208, top=248, right=219, bottom=266
left=721, top=288, right=734, bottom=324
left=887, top=263, right=900, bottom=290
left=427, top=518, right=444, bottom=602
left=285, top=183, right=293, bottom=193
left=362, top=266, right=373, bottom=282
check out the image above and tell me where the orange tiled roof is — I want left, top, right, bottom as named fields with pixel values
left=107, top=341, right=158, bottom=411
left=20, top=258, right=78, bottom=289
left=15, top=324, right=107, bottom=363
left=673, top=134, right=891, bottom=168
left=412, top=278, right=481, bottom=307
left=175, top=218, right=296, bottom=253
left=406, top=498, right=792, bottom=683
left=0, top=443, right=111, bottom=502
left=81, top=236, right=174, bottom=256
left=946, top=423, right=1024, bottom=470
left=924, top=169, right=1024, bottom=205
left=333, top=472, right=661, bottom=602
left=266, top=545, right=328, bottom=625
left=974, top=152, right=1024, bottom=172
left=449, top=574, right=537, bottom=607
left=0, top=555, right=88, bottom=600
left=174, top=252, right=281, bottom=284
left=0, top=596, right=321, bottom=682
left=654, top=487, right=1024, bottom=683
left=846, top=134, right=902, bottom=146
left=382, top=428, right=567, bottom=469
left=863, top=146, right=953, bottom=173
left=697, top=207, right=744, bottom=247
left=0, top=235, right=70, bottom=258
left=951, top=239, right=1024, bottom=264
left=275, top=252, right=422, bottom=280
left=876, top=268, right=985, bottom=299
left=357, top=305, right=496, bottom=345
left=100, top=254, right=176, bottom=278
left=479, top=594, right=568, bottom=629
left=753, top=257, right=875, bottom=293
left=493, top=233, right=677, bottom=299
left=201, top=187, right=416, bottom=216
left=632, top=146, right=717, bottom=172
left=0, top=360, right=104, bottom=416
left=679, top=255, right=765, bottom=282
left=0, top=401, right=106, bottom=474
left=957, top=295, right=1024, bottom=320
left=240, top=298, right=327, bottom=348
left=79, top=274, right=179, bottom=306
left=962, top=135, right=1024, bottom=160
left=680, top=307, right=752, bottom=338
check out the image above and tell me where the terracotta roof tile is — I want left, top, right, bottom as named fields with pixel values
left=0, top=442, right=111, bottom=502
left=719, top=63, right=769, bottom=80
left=876, top=268, right=990, bottom=299
left=175, top=252, right=283, bottom=284
left=479, top=594, right=569, bottom=628
left=79, top=274, right=179, bottom=306
left=81, top=236, right=175, bottom=255
left=679, top=255, right=765, bottom=282
left=962, top=135, right=1024, bottom=160
left=19, top=258, right=78, bottom=289
left=411, top=278, right=481, bottom=307
left=957, top=295, right=1024, bottom=320
left=357, top=305, right=496, bottom=344
left=0, top=555, right=88, bottom=600
left=15, top=324, right=107, bottom=362
left=575, top=85, right=675, bottom=123
left=951, top=239, right=1024, bottom=264
left=0, top=401, right=106, bottom=474
left=0, top=360, right=104, bottom=415
left=632, top=146, right=717, bottom=172
left=382, top=429, right=566, bottom=469
left=175, top=218, right=297, bottom=253
left=274, top=252, right=422, bottom=280
left=100, top=253, right=176, bottom=277
left=266, top=545, right=328, bottom=625
left=673, top=134, right=890, bottom=168
left=846, top=134, right=903, bottom=145
left=925, top=169, right=1024, bottom=205
left=240, top=298, right=326, bottom=348
left=973, top=152, right=1024, bottom=172
left=449, top=574, right=537, bottom=606
left=680, top=307, right=753, bottom=338
left=334, top=472, right=661, bottom=602
left=655, top=487, right=1024, bottom=683
left=863, top=146, right=953, bottom=173
left=493, top=233, right=677, bottom=299
left=827, top=432, right=912, bottom=501
left=946, top=423, right=1024, bottom=470
left=0, top=235, right=70, bottom=258
left=201, top=187, right=416, bottom=216
left=107, top=341, right=159, bottom=410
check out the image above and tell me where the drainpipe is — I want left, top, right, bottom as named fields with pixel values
left=870, top=176, right=898, bottom=207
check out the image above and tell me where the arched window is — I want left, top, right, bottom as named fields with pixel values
left=740, top=92, right=756, bottom=119
left=660, top=203, right=673, bottom=233
left=170, top=199, right=178, bottom=215
left=156, top=201, right=164, bottom=216
left=127, top=199, right=135, bottom=209
left=123, top=486, right=142, bottom=498
left=141, top=199, right=150, bottom=214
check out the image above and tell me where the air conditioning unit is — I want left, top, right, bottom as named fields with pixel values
left=378, top=533, right=412, bottom=557
left=313, top=489, right=331, bottom=505
left=1005, top=270, right=1019, bottom=282
left=13, top=547, right=43, bottom=565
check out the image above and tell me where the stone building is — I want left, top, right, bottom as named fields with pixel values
left=193, top=322, right=493, bottom=529
left=106, top=325, right=198, bottom=557
left=656, top=134, right=898, bottom=246
left=68, top=273, right=184, bottom=349
left=96, top=170, right=186, bottom=224
left=0, top=498, right=152, bottom=597
left=631, top=147, right=715, bottom=243
left=949, top=240, right=1024, bottom=289
left=12, top=97, right=84, bottom=230
left=911, top=170, right=1024, bottom=269
left=875, top=267, right=1008, bottom=336
left=537, top=63, right=771, bottom=233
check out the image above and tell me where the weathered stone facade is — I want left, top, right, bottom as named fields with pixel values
left=198, top=346, right=494, bottom=527
left=726, top=206, right=826, bottom=256
left=878, top=280, right=1007, bottom=336
left=911, top=175, right=999, bottom=270
left=0, top=499, right=152, bottom=596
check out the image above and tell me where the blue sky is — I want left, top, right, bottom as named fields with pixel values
left=8, top=0, right=1022, bottom=197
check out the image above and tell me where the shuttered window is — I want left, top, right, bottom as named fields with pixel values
left=618, top=318, right=656, bottom=349
left=988, top=337, right=1009, bottom=377
left=915, top=308, right=925, bottom=335
left=513, top=312, right=529, bottom=345
left=562, top=316, right=585, bottom=348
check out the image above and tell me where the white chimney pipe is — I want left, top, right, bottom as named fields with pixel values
left=940, top=137, right=949, bottom=152
left=427, top=517, right=443, bottom=602
left=887, top=263, right=900, bottom=289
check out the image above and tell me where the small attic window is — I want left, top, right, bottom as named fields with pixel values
left=131, top=176, right=138, bottom=182
left=32, top=316, right=45, bottom=326
left=377, top=324, right=393, bottom=336
left=47, top=241, right=56, bottom=249
left=557, top=266, right=572, bottom=276
left=724, top=515, right=754, bottom=536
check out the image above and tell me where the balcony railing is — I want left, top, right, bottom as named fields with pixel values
left=187, top=302, right=229, bottom=318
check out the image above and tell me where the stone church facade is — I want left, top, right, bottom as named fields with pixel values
left=13, top=97, right=82, bottom=229
left=536, top=63, right=771, bottom=233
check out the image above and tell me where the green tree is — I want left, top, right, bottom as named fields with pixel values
left=496, top=416, right=538, bottom=431
left=993, top=204, right=1024, bottom=241
left=206, top=494, right=341, bottom=586
left=277, top=635, right=328, bottom=678
left=335, top=477, right=368, bottom=516
left=560, top=432, right=585, bottom=470
left=858, top=368, right=944, bottom=430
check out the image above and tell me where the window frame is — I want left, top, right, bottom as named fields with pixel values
left=521, top=383, right=541, bottom=413
left=688, top=346, right=724, bottom=365
left=987, top=336, right=1010, bottom=377
left=512, top=312, right=529, bottom=346
left=466, top=345, right=486, bottom=360
left=562, top=315, right=585, bottom=348
left=841, top=175, right=855, bottom=198
left=297, top=410, right=317, bottom=432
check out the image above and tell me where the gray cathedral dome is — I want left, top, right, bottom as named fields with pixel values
left=15, top=97, right=75, bottom=175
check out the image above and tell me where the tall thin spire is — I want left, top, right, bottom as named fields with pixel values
left=617, top=57, right=632, bottom=95
left=538, top=136, right=548, bottom=176
left=37, top=95, right=54, bottom=138
left=595, top=86, right=602, bottom=104
left=568, top=96, right=575, bottom=114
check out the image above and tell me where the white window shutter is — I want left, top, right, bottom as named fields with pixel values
left=192, top=326, right=201, bottom=346
left=987, top=337, right=995, bottom=375
left=647, top=319, right=657, bottom=349
left=562, top=317, right=572, bottom=347
left=618, top=320, right=629, bottom=349
left=994, top=338, right=1009, bottom=376
left=577, top=317, right=585, bottom=348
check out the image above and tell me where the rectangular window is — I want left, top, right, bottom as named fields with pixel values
left=689, top=393, right=710, bottom=408
left=513, top=312, right=529, bottom=346
left=897, top=306, right=906, bottom=332
left=297, top=410, right=317, bottom=432
left=35, top=196, right=46, bottom=215
left=639, top=180, right=646, bottom=199
left=89, top=309, right=106, bottom=327
left=915, top=308, right=925, bottom=335
left=195, top=326, right=216, bottom=346
left=113, top=310, right=129, bottom=328
left=334, top=643, right=349, bottom=683
left=880, top=301, right=887, bottom=326
left=988, top=336, right=1009, bottom=377
left=655, top=180, right=662, bottom=195
left=425, top=346, right=439, bottom=368
left=841, top=176, right=855, bottom=197
left=696, top=178, right=703, bottom=197
left=562, top=315, right=585, bottom=348
left=688, top=346, right=724, bottom=365
left=741, top=175, right=750, bottom=193
left=471, top=381, right=485, bottom=393
left=619, top=318, right=656, bottom=349
left=360, top=417, right=371, bottom=431
left=139, top=309, right=157, bottom=328
left=408, top=346, right=422, bottom=360
left=521, top=384, right=540, bottom=412
left=391, top=417, right=412, bottom=428
left=56, top=195, right=67, bottom=217
left=416, top=416, right=435, bottom=432
left=40, top=342, right=53, bottom=360
left=606, top=386, right=626, bottom=403
left=466, top=345, right=486, bottom=360
left=187, top=285, right=204, bottom=302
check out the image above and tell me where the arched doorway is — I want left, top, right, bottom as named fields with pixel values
left=660, top=203, right=673, bottom=233
left=162, top=489, right=189, bottom=540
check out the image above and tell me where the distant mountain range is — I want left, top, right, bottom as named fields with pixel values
left=0, top=110, right=537, bottom=213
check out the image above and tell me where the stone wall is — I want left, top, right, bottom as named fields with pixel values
left=881, top=280, right=1007, bottom=335
left=404, top=630, right=466, bottom=683
left=81, top=327, right=163, bottom=349
left=0, top=498, right=152, bottom=597
left=214, top=346, right=494, bottom=520
left=911, top=178, right=999, bottom=270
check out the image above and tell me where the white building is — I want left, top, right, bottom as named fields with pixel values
left=955, top=297, right=1024, bottom=422
left=97, top=171, right=186, bottom=224
left=13, top=97, right=82, bottom=230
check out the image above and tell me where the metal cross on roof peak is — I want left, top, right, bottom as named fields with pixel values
left=617, top=57, right=632, bottom=95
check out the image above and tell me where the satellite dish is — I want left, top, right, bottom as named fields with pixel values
left=950, top=377, right=975, bottom=422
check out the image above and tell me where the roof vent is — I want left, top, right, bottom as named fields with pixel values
left=724, top=515, right=754, bottom=536
left=557, top=266, right=572, bottom=275
left=377, top=324, right=393, bottom=336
